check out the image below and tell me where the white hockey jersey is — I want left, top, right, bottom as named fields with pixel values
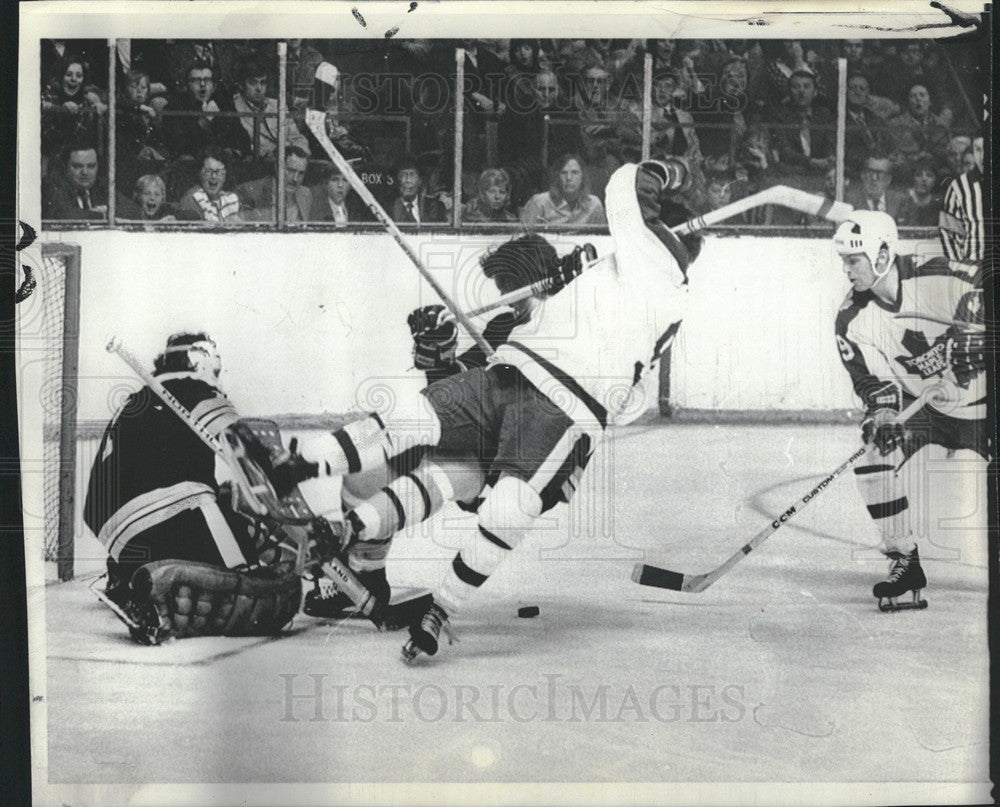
left=492, top=163, right=689, bottom=432
left=835, top=255, right=985, bottom=421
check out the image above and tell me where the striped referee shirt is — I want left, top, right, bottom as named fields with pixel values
left=939, top=168, right=984, bottom=263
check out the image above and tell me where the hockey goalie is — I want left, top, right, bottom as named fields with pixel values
left=84, top=332, right=303, bottom=644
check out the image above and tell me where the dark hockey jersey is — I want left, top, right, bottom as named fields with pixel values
left=835, top=254, right=984, bottom=421
left=83, top=374, right=239, bottom=557
left=423, top=310, right=524, bottom=385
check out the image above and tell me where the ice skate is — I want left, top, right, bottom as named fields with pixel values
left=401, top=600, right=455, bottom=662
left=873, top=546, right=928, bottom=612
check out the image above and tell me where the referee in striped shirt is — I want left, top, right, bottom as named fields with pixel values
left=939, top=136, right=985, bottom=274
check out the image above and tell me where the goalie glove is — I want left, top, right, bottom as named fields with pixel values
left=548, top=244, right=597, bottom=294
left=860, top=381, right=906, bottom=455
left=223, top=423, right=318, bottom=501
left=946, top=327, right=986, bottom=389
left=407, top=304, right=458, bottom=371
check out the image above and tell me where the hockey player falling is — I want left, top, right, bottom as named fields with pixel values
left=226, top=157, right=703, bottom=661
left=304, top=235, right=595, bottom=619
left=832, top=210, right=989, bottom=611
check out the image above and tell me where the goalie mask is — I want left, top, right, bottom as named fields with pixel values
left=153, top=332, right=222, bottom=385
left=834, top=210, right=898, bottom=281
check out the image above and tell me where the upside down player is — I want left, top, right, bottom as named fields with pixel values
left=304, top=235, right=594, bottom=618
left=228, top=157, right=703, bottom=660
left=84, top=333, right=301, bottom=643
left=832, top=210, right=989, bottom=611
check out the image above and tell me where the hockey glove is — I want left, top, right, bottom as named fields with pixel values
left=548, top=244, right=597, bottom=294
left=945, top=327, right=986, bottom=389
left=860, top=381, right=906, bottom=455
left=408, top=304, right=458, bottom=371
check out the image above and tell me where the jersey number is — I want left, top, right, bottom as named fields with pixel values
left=836, top=335, right=855, bottom=362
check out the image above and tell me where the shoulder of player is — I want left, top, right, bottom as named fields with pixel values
left=158, top=374, right=225, bottom=405
left=835, top=288, right=870, bottom=335
left=898, top=254, right=975, bottom=284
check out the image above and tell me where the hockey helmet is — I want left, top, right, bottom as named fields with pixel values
left=833, top=210, right=898, bottom=280
left=153, top=332, right=221, bottom=383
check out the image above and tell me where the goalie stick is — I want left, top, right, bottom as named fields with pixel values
left=632, top=387, right=938, bottom=594
left=464, top=187, right=853, bottom=319
left=105, top=337, right=376, bottom=613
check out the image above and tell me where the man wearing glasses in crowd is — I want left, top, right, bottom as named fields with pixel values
left=847, top=153, right=904, bottom=219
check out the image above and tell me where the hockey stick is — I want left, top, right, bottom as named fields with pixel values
left=671, top=185, right=854, bottom=235
left=303, top=103, right=494, bottom=358
left=632, top=388, right=938, bottom=594
left=464, top=252, right=615, bottom=318
left=463, top=188, right=852, bottom=319
left=105, top=337, right=371, bottom=607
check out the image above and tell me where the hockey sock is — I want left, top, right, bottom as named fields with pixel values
left=348, top=464, right=449, bottom=545
left=298, top=413, right=441, bottom=478
left=436, top=477, right=542, bottom=614
left=853, top=455, right=916, bottom=555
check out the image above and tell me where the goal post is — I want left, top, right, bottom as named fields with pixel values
left=35, top=243, right=82, bottom=581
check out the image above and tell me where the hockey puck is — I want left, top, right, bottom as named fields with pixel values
left=517, top=606, right=540, bottom=618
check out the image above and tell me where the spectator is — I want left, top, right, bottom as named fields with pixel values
left=236, top=145, right=312, bottom=223
left=896, top=157, right=943, bottom=227
left=735, top=123, right=774, bottom=189
left=178, top=150, right=242, bottom=222
left=115, top=69, right=167, bottom=190
left=498, top=69, right=582, bottom=204
left=761, top=40, right=813, bottom=106
left=42, top=145, right=108, bottom=221
left=768, top=69, right=835, bottom=192
left=390, top=154, right=447, bottom=225
left=704, top=171, right=734, bottom=212
left=646, top=69, right=701, bottom=162
left=645, top=39, right=679, bottom=74
left=843, top=73, right=888, bottom=174
left=845, top=154, right=904, bottom=218
left=520, top=153, right=606, bottom=226
left=939, top=136, right=984, bottom=265
left=308, top=162, right=374, bottom=224
left=460, top=39, right=507, bottom=170
left=232, top=59, right=310, bottom=161
left=299, top=62, right=371, bottom=164
left=575, top=64, right=642, bottom=196
left=286, top=39, right=325, bottom=111
left=463, top=168, right=518, bottom=223
left=117, top=174, right=198, bottom=221
left=162, top=61, right=246, bottom=162
left=41, top=56, right=108, bottom=162
left=874, top=41, right=947, bottom=111
left=939, top=135, right=972, bottom=187
left=884, top=83, right=950, bottom=171
left=697, top=56, right=761, bottom=173
left=503, top=40, right=542, bottom=113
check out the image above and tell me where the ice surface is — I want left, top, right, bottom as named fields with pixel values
left=41, top=424, right=989, bottom=787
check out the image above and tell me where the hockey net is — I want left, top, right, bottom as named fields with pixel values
left=33, top=244, right=81, bottom=581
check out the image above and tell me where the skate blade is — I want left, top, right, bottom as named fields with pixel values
left=401, top=639, right=424, bottom=664
left=878, top=590, right=929, bottom=612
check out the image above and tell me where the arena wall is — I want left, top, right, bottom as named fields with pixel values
left=36, top=230, right=943, bottom=425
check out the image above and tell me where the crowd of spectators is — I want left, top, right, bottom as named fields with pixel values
left=41, top=37, right=984, bottom=228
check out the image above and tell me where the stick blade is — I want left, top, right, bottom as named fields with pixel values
left=632, top=563, right=686, bottom=591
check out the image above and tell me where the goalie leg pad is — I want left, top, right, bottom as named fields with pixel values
left=127, top=559, right=302, bottom=644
